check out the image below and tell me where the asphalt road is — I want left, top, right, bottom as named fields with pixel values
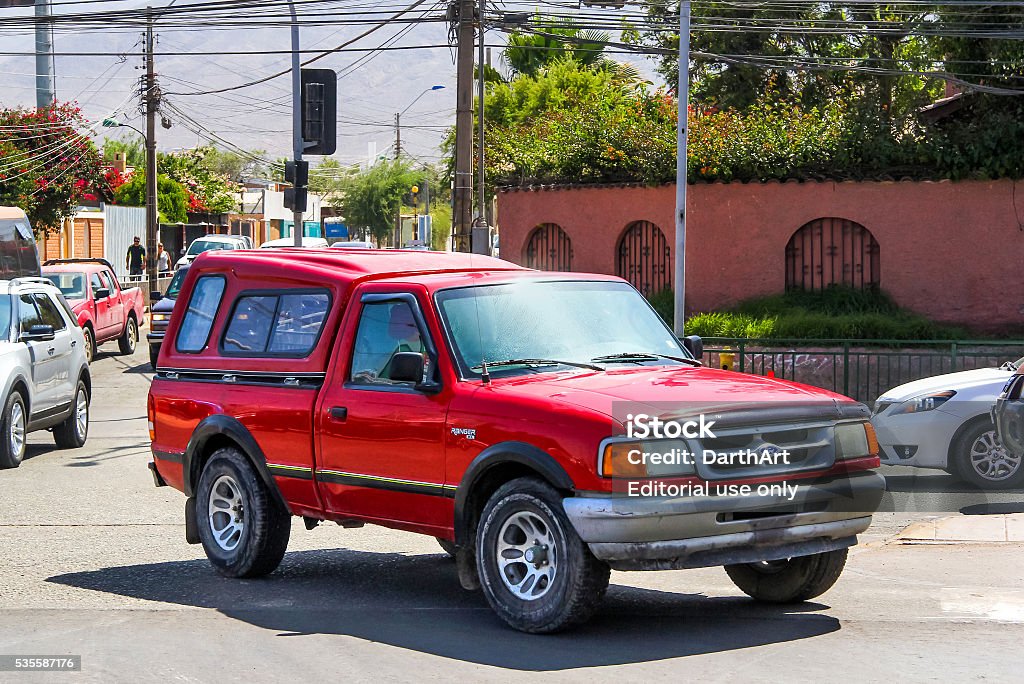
left=1, top=339, right=1022, bottom=682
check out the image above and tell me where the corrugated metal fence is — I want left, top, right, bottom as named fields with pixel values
left=103, top=205, right=146, bottom=282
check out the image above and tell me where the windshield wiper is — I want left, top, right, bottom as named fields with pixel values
left=473, top=358, right=605, bottom=372
left=591, top=352, right=701, bottom=367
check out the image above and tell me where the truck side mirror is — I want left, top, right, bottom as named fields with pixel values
left=22, top=324, right=55, bottom=342
left=683, top=334, right=703, bottom=360
left=150, top=290, right=162, bottom=302
left=389, top=352, right=425, bottom=383
left=94, top=287, right=110, bottom=300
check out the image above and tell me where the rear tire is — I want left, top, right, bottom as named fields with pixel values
left=725, top=548, right=848, bottom=603
left=476, top=477, right=609, bottom=633
left=0, top=392, right=27, bottom=469
left=195, top=447, right=291, bottom=578
left=118, top=316, right=138, bottom=355
left=950, top=418, right=1024, bottom=490
left=436, top=537, right=457, bottom=558
left=53, top=380, right=89, bottom=449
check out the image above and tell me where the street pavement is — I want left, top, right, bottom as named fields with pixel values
left=1, top=337, right=1022, bottom=682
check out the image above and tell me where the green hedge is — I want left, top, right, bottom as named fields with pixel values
left=649, top=287, right=969, bottom=341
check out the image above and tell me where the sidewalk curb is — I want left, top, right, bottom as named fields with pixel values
left=890, top=513, right=1024, bottom=544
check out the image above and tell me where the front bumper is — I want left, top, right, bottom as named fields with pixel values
left=146, top=330, right=165, bottom=345
left=562, top=470, right=884, bottom=570
left=871, top=408, right=962, bottom=469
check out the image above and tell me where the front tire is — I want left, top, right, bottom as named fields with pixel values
left=118, top=316, right=138, bottom=355
left=53, top=381, right=89, bottom=449
left=725, top=548, right=848, bottom=603
left=0, top=392, right=27, bottom=469
left=951, top=418, right=1024, bottom=489
left=195, top=448, right=291, bottom=578
left=476, top=477, right=609, bottom=633
left=83, top=326, right=96, bottom=363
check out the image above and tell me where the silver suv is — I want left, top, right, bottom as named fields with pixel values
left=0, top=278, right=91, bottom=469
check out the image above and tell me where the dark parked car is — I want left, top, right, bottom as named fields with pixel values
left=146, top=263, right=190, bottom=369
left=991, top=366, right=1024, bottom=488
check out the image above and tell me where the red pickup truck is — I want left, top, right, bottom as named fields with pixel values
left=148, top=249, right=884, bottom=633
left=43, top=259, right=145, bottom=362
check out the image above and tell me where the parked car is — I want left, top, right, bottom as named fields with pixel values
left=42, top=259, right=145, bottom=363
left=146, top=263, right=190, bottom=370
left=260, top=237, right=329, bottom=249
left=174, top=235, right=251, bottom=270
left=0, top=277, right=91, bottom=468
left=991, top=365, right=1024, bottom=488
left=148, top=249, right=883, bottom=633
left=329, top=240, right=376, bottom=249
left=0, top=207, right=41, bottom=279
left=872, top=362, right=1021, bottom=489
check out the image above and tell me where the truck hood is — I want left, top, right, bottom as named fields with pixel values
left=876, top=367, right=1013, bottom=403
left=487, top=365, right=856, bottom=422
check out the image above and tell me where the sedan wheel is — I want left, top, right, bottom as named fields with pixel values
left=953, top=420, right=1024, bottom=489
left=969, top=430, right=1020, bottom=483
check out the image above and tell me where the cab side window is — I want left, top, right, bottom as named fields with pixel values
left=102, top=270, right=121, bottom=292
left=350, top=301, right=427, bottom=386
left=176, top=276, right=226, bottom=353
left=90, top=273, right=104, bottom=297
left=33, top=293, right=67, bottom=331
left=18, top=294, right=41, bottom=334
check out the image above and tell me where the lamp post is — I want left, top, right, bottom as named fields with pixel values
left=394, top=85, right=445, bottom=160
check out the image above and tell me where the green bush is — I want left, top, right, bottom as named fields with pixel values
left=650, top=286, right=969, bottom=341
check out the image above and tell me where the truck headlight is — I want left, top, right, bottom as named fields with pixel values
left=151, top=313, right=170, bottom=323
left=599, top=439, right=697, bottom=478
left=891, top=390, right=956, bottom=415
left=835, top=421, right=879, bottom=460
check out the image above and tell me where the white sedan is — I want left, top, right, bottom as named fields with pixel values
left=871, top=360, right=1023, bottom=489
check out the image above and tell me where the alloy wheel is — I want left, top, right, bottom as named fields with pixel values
left=74, top=389, right=88, bottom=441
left=970, top=430, right=1020, bottom=482
left=8, top=400, right=25, bottom=458
left=496, top=510, right=558, bottom=601
left=207, top=475, right=245, bottom=551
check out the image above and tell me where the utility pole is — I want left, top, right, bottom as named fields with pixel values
left=472, top=0, right=488, bottom=254
left=452, top=0, right=475, bottom=252
left=34, top=0, right=55, bottom=108
left=289, top=0, right=304, bottom=247
left=673, top=1, right=690, bottom=336
left=144, top=7, right=159, bottom=289
left=394, top=112, right=401, bottom=160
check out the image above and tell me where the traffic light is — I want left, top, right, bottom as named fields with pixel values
left=301, top=68, right=337, bottom=155
left=284, top=161, right=309, bottom=212
left=411, top=185, right=419, bottom=207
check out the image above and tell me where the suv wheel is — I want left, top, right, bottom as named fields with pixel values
left=951, top=418, right=1024, bottom=489
left=195, top=447, right=291, bottom=578
left=476, top=477, right=609, bottom=633
left=0, top=392, right=27, bottom=469
left=118, top=317, right=138, bottom=355
left=53, top=381, right=89, bottom=449
left=725, top=548, right=848, bottom=603
left=83, top=326, right=95, bottom=363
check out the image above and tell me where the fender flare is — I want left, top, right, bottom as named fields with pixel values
left=453, top=441, right=575, bottom=547
left=182, top=414, right=287, bottom=511
left=4, top=372, right=33, bottom=414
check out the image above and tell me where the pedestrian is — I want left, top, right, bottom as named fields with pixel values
left=126, top=236, right=146, bottom=279
left=156, top=242, right=171, bottom=275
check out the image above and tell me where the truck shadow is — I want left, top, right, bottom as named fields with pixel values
left=48, top=548, right=839, bottom=670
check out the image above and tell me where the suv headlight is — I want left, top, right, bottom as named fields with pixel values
left=890, top=390, right=956, bottom=416
left=835, top=421, right=879, bottom=460
left=599, top=439, right=697, bottom=478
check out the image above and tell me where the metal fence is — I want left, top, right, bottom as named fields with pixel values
left=700, top=338, right=1024, bottom=404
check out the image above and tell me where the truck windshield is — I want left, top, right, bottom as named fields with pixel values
left=43, top=272, right=88, bottom=300
left=186, top=240, right=233, bottom=256
left=165, top=267, right=189, bottom=299
left=436, top=280, right=690, bottom=377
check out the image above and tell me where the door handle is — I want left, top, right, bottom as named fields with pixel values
left=329, top=406, right=348, bottom=421
left=47, top=347, right=55, bottom=356
left=71, top=340, right=77, bottom=348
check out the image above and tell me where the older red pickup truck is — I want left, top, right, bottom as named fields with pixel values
left=43, top=259, right=144, bottom=362
left=148, top=249, right=884, bottom=633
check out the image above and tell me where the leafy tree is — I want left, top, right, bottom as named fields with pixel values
left=0, top=103, right=106, bottom=235
left=309, top=158, right=356, bottom=204
left=157, top=146, right=240, bottom=213
left=204, top=147, right=271, bottom=181
left=112, top=173, right=190, bottom=223
left=503, top=17, right=611, bottom=78
left=340, top=160, right=422, bottom=243
left=103, top=137, right=145, bottom=168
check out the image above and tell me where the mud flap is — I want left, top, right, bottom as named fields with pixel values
left=456, top=544, right=480, bottom=591
left=184, top=497, right=200, bottom=545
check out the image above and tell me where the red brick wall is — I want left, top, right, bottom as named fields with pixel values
left=496, top=180, right=1024, bottom=332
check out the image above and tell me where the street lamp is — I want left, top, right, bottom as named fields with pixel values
left=394, top=85, right=445, bottom=160
left=102, top=117, right=145, bottom=139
